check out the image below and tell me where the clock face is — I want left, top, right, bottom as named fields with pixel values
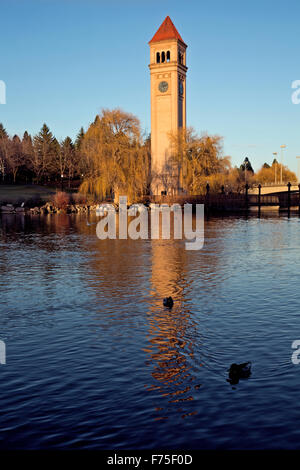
left=158, top=81, right=168, bottom=93
left=179, top=81, right=184, bottom=95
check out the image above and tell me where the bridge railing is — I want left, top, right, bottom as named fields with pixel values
left=149, top=182, right=300, bottom=211
left=252, top=182, right=298, bottom=188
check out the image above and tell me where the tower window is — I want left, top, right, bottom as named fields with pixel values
left=178, top=51, right=184, bottom=64
left=167, top=51, right=170, bottom=62
left=156, top=52, right=160, bottom=63
left=161, top=51, right=165, bottom=63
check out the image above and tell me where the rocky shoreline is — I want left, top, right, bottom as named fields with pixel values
left=0, top=202, right=105, bottom=215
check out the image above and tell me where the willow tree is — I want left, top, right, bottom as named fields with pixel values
left=168, top=127, right=231, bottom=194
left=79, top=109, right=150, bottom=202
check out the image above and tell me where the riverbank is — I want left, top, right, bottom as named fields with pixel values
left=0, top=185, right=100, bottom=214
left=0, top=184, right=57, bottom=204
left=1, top=184, right=300, bottom=215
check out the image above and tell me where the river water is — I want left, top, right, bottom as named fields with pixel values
left=0, top=212, right=300, bottom=449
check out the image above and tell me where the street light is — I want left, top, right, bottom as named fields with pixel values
left=273, top=152, right=278, bottom=184
left=280, top=145, right=286, bottom=184
left=243, top=157, right=249, bottom=183
left=61, top=174, right=64, bottom=191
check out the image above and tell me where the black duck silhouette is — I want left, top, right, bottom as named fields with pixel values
left=163, top=297, right=174, bottom=308
left=227, top=362, right=251, bottom=385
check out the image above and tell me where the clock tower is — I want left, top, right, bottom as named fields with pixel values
left=149, top=16, right=187, bottom=195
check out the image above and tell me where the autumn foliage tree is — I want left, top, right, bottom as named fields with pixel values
left=0, top=113, right=297, bottom=197
left=255, top=161, right=297, bottom=184
left=79, top=109, right=150, bottom=201
left=168, top=127, right=232, bottom=194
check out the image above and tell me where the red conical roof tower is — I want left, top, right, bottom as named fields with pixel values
left=149, top=16, right=186, bottom=46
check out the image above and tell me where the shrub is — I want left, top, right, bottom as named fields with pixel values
left=51, top=191, right=70, bottom=209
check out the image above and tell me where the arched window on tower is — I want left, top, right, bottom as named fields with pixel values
left=161, top=51, right=165, bottom=63
left=156, top=52, right=160, bottom=63
left=166, top=51, right=170, bottom=62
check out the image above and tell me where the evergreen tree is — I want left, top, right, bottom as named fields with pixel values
left=75, top=127, right=85, bottom=150
left=60, top=137, right=76, bottom=185
left=22, top=131, right=32, bottom=144
left=0, top=123, right=8, bottom=139
left=22, top=131, right=34, bottom=169
left=33, top=123, right=58, bottom=182
left=240, top=157, right=254, bottom=173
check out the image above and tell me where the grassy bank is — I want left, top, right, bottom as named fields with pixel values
left=0, top=184, right=57, bottom=204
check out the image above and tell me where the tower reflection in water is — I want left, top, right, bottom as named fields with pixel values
left=144, top=237, right=201, bottom=420
left=75, top=211, right=206, bottom=421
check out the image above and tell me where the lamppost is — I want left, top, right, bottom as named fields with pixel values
left=273, top=152, right=278, bottom=184
left=61, top=174, right=64, bottom=191
left=243, top=157, right=249, bottom=183
left=280, top=145, right=286, bottom=184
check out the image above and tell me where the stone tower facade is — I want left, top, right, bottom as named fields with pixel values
left=149, top=16, right=187, bottom=195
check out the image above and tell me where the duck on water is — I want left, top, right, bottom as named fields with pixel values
left=227, top=362, right=251, bottom=385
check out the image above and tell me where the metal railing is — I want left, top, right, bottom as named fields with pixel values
left=149, top=182, right=300, bottom=212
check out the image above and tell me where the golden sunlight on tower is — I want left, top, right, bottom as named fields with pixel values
left=149, top=16, right=188, bottom=195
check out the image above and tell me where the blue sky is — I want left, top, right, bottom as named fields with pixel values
left=1, top=0, right=300, bottom=172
